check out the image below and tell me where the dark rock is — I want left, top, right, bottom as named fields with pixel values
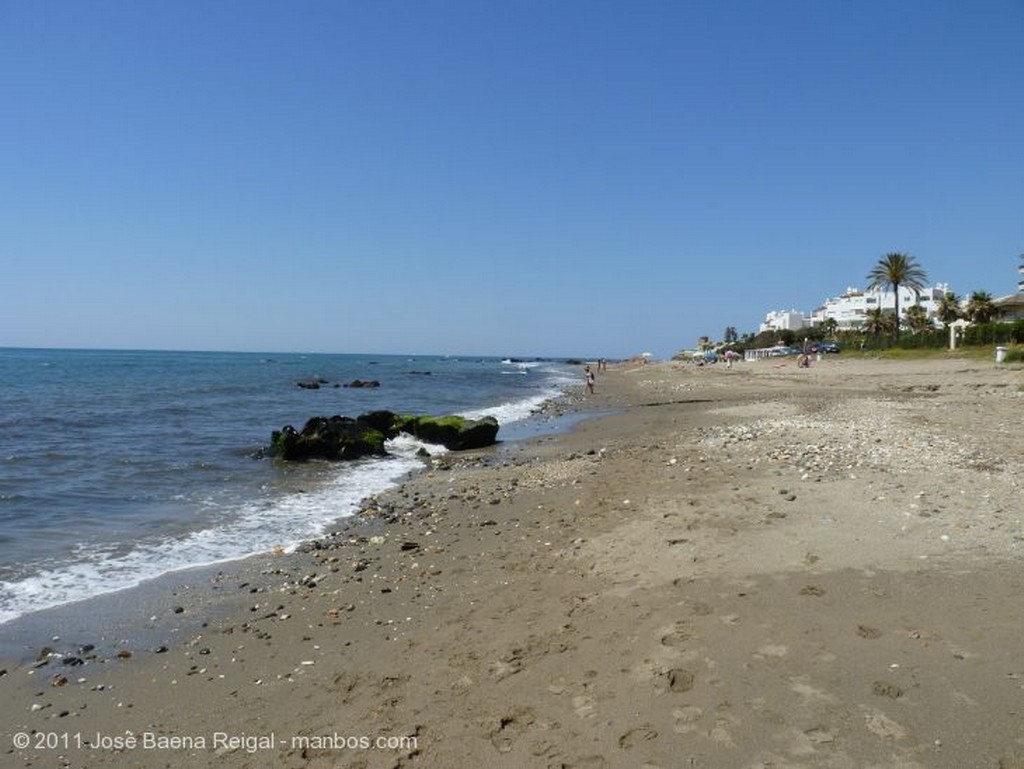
left=297, top=380, right=321, bottom=390
left=269, top=416, right=388, bottom=461
left=269, top=410, right=499, bottom=461
left=393, top=414, right=499, bottom=450
left=344, top=380, right=380, bottom=388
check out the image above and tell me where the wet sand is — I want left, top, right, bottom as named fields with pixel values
left=3, top=354, right=1023, bottom=769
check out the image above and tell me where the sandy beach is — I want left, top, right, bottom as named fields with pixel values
left=3, top=354, right=1023, bottom=769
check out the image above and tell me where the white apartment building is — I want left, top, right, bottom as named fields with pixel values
left=810, top=283, right=949, bottom=329
left=760, top=283, right=951, bottom=333
left=758, top=309, right=808, bottom=333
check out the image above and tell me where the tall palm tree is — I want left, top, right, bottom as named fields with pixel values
left=820, top=317, right=839, bottom=338
left=866, top=252, right=928, bottom=339
left=965, top=291, right=996, bottom=324
left=936, top=291, right=962, bottom=327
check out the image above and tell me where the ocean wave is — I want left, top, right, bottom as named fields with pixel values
left=0, top=451, right=425, bottom=626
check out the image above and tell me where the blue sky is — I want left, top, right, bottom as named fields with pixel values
left=2, top=1, right=1021, bottom=358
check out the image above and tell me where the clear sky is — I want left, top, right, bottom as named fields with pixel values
left=2, top=1, right=1021, bottom=358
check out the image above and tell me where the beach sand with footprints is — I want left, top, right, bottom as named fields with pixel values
left=3, top=354, right=1024, bottom=768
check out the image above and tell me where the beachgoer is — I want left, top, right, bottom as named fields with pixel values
left=584, top=365, right=595, bottom=395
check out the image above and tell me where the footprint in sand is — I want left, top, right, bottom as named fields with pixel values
left=666, top=668, right=695, bottom=693
left=572, top=695, right=596, bottom=719
left=488, top=708, right=536, bottom=753
left=863, top=708, right=906, bottom=740
left=489, top=648, right=524, bottom=681
left=618, top=725, right=658, bottom=749
left=330, top=672, right=360, bottom=703
left=754, top=644, right=788, bottom=659
left=673, top=706, right=703, bottom=734
left=659, top=622, right=693, bottom=648
left=789, top=676, right=839, bottom=704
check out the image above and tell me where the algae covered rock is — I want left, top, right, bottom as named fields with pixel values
left=393, top=414, right=499, bottom=451
left=270, top=415, right=388, bottom=461
left=269, top=410, right=499, bottom=461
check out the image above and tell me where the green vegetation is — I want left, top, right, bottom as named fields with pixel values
left=715, top=251, right=1023, bottom=362
left=965, top=291, right=997, bottom=324
left=866, top=252, right=928, bottom=340
left=1002, top=347, right=1024, bottom=363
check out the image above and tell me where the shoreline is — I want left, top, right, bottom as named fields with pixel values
left=0, top=386, right=598, bottom=667
left=3, top=356, right=1023, bottom=768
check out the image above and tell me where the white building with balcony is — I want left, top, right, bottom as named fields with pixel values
left=759, top=283, right=952, bottom=333
left=809, top=283, right=950, bottom=329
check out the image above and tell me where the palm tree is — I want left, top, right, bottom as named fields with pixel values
left=903, top=304, right=931, bottom=334
left=820, top=317, right=839, bottom=338
left=965, top=291, right=996, bottom=324
left=866, top=252, right=928, bottom=339
left=936, top=291, right=962, bottom=327
left=863, top=307, right=896, bottom=337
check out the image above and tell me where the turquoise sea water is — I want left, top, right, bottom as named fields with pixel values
left=0, top=348, right=577, bottom=625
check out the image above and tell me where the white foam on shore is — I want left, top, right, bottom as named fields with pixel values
left=0, top=451, right=425, bottom=626
left=461, top=364, right=577, bottom=424
left=0, top=362, right=579, bottom=627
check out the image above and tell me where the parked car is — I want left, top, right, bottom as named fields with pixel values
left=806, top=342, right=841, bottom=354
left=766, top=346, right=802, bottom=357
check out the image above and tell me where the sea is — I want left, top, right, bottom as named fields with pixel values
left=0, top=348, right=580, bottom=632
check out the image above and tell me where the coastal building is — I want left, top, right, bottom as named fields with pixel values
left=760, top=283, right=951, bottom=333
left=758, top=309, right=809, bottom=333
left=809, top=284, right=949, bottom=329
left=992, top=253, right=1024, bottom=321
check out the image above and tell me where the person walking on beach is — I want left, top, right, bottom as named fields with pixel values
left=584, top=365, right=595, bottom=395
